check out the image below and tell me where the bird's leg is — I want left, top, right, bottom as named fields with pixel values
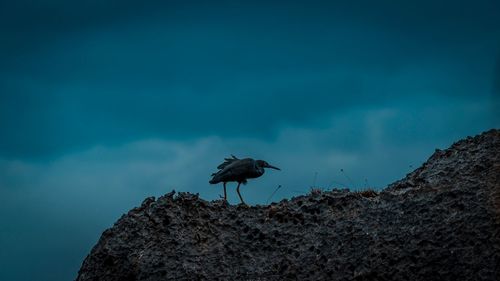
left=236, top=182, right=246, bottom=205
left=223, top=182, right=227, bottom=201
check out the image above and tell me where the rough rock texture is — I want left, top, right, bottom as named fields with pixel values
left=77, top=129, right=500, bottom=281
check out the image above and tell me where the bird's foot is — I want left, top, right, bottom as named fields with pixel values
left=237, top=202, right=249, bottom=208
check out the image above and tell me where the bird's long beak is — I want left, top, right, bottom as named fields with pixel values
left=266, top=164, right=281, bottom=170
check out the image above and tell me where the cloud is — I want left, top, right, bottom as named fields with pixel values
left=2, top=0, right=499, bottom=160
left=1, top=49, right=496, bottom=158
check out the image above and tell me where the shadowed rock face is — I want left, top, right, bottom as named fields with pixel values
left=76, top=129, right=500, bottom=281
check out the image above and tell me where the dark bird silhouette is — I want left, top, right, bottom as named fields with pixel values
left=209, top=155, right=280, bottom=204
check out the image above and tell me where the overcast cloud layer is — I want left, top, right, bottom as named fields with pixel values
left=0, top=1, right=499, bottom=280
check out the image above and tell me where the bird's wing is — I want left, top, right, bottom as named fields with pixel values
left=216, top=155, right=239, bottom=170
left=214, top=158, right=255, bottom=178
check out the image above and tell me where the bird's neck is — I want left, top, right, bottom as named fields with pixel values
left=256, top=166, right=265, bottom=175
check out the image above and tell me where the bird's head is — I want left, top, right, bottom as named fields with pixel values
left=256, top=160, right=281, bottom=170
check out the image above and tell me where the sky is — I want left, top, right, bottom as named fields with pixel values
left=0, top=1, right=499, bottom=280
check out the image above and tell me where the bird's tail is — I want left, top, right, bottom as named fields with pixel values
left=209, top=172, right=221, bottom=184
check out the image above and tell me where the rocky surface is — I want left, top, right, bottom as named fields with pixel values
left=76, top=129, right=500, bottom=281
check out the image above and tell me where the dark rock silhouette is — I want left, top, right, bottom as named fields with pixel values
left=76, top=129, right=500, bottom=281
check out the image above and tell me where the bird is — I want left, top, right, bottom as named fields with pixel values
left=209, top=155, right=280, bottom=204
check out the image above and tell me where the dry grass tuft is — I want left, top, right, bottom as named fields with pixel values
left=310, top=187, right=324, bottom=196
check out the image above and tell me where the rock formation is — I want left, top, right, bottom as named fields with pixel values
left=77, top=129, right=500, bottom=281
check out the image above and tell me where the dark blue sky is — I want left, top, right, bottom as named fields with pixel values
left=1, top=1, right=499, bottom=280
